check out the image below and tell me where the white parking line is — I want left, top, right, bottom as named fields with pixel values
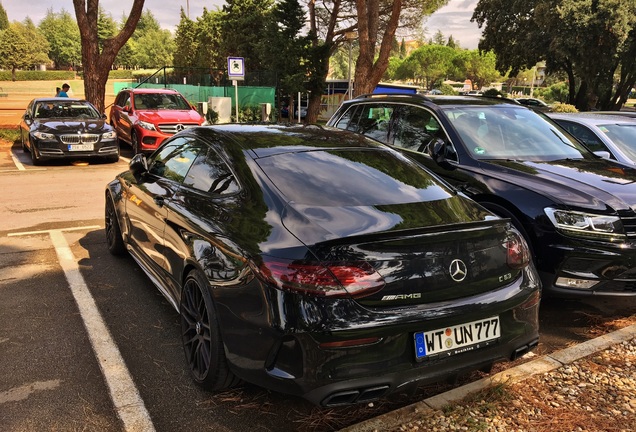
left=9, top=227, right=155, bottom=432
left=9, top=148, right=26, bottom=171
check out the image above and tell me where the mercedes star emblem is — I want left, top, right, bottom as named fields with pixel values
left=176, top=124, right=185, bottom=132
left=449, top=259, right=467, bottom=282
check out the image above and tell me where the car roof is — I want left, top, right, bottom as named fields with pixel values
left=548, top=112, right=636, bottom=125
left=32, top=97, right=85, bottom=103
left=123, top=88, right=181, bottom=94
left=188, top=124, right=391, bottom=157
left=343, top=93, right=522, bottom=108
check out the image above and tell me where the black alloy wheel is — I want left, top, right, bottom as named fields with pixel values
left=180, top=270, right=238, bottom=390
left=105, top=194, right=126, bottom=255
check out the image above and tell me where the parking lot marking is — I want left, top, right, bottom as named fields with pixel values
left=10, top=227, right=155, bottom=432
left=10, top=149, right=26, bottom=171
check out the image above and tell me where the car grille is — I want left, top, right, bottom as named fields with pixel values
left=60, top=134, right=100, bottom=144
left=621, top=214, right=636, bottom=240
left=158, top=123, right=199, bottom=134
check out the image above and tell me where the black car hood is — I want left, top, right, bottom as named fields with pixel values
left=482, top=158, right=636, bottom=212
left=34, top=119, right=109, bottom=133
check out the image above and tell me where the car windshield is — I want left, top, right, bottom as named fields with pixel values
left=134, top=93, right=191, bottom=110
left=598, top=123, right=636, bottom=161
left=34, top=101, right=100, bottom=119
left=444, top=106, right=589, bottom=161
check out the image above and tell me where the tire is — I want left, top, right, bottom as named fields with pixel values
left=131, top=131, right=140, bottom=155
left=30, top=143, right=41, bottom=166
left=180, top=270, right=239, bottom=390
left=105, top=194, right=126, bottom=255
left=21, top=131, right=28, bottom=152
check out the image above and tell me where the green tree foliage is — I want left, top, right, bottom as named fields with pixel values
left=39, top=9, right=81, bottom=69
left=97, top=6, right=117, bottom=48
left=453, top=49, right=502, bottom=89
left=396, top=44, right=456, bottom=89
left=260, top=0, right=310, bottom=106
left=0, top=20, right=50, bottom=80
left=116, top=10, right=173, bottom=69
left=222, top=0, right=274, bottom=71
left=473, top=0, right=636, bottom=110
left=0, top=2, right=9, bottom=30
left=173, top=10, right=199, bottom=69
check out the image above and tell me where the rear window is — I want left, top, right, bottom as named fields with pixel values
left=256, top=149, right=454, bottom=206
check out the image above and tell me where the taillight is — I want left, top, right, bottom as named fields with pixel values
left=257, top=256, right=385, bottom=298
left=506, top=231, right=530, bottom=269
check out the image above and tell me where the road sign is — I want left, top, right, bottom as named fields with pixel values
left=228, top=57, right=245, bottom=80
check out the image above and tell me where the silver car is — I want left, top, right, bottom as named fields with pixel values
left=548, top=112, right=636, bottom=166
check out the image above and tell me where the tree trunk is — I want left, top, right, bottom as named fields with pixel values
left=352, top=0, right=402, bottom=96
left=73, top=0, right=145, bottom=113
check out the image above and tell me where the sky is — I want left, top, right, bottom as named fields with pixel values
left=1, top=0, right=482, bottom=49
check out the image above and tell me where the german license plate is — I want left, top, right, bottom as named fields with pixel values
left=68, top=144, right=94, bottom=151
left=414, top=316, right=500, bottom=360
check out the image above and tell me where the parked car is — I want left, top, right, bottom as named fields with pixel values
left=548, top=112, right=636, bottom=166
left=19, top=97, right=119, bottom=165
left=109, top=87, right=206, bottom=154
left=515, top=98, right=552, bottom=112
left=327, top=93, right=636, bottom=298
left=105, top=124, right=540, bottom=406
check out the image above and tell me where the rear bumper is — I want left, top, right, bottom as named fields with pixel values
left=214, top=266, right=541, bottom=406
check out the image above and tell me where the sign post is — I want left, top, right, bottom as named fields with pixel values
left=227, top=57, right=245, bottom=122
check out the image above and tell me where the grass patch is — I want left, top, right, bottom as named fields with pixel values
left=0, top=128, right=19, bottom=144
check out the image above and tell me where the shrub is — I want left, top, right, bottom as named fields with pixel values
left=0, top=70, right=75, bottom=81
left=551, top=102, right=578, bottom=113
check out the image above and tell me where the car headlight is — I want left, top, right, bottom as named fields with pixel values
left=33, top=131, right=55, bottom=140
left=102, top=131, right=117, bottom=139
left=544, top=207, right=625, bottom=241
left=137, top=120, right=156, bottom=131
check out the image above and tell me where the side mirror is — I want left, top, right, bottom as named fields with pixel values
left=429, top=138, right=457, bottom=169
left=123, top=105, right=131, bottom=113
left=23, top=113, right=33, bottom=124
left=594, top=150, right=611, bottom=159
left=129, top=153, right=148, bottom=176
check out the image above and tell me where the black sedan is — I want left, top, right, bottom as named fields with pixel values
left=327, top=94, right=636, bottom=298
left=19, top=97, right=119, bottom=164
left=105, top=124, right=540, bottom=406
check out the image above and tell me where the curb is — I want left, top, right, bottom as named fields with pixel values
left=341, top=323, right=636, bottom=432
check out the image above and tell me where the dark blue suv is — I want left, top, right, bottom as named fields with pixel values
left=328, top=94, right=636, bottom=298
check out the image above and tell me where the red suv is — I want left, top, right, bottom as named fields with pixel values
left=109, top=88, right=206, bottom=154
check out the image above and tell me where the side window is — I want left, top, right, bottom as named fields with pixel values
left=334, top=105, right=359, bottom=130
left=148, top=137, right=201, bottom=183
left=115, top=92, right=128, bottom=108
left=346, top=104, right=393, bottom=142
left=559, top=121, right=608, bottom=153
left=391, top=106, right=457, bottom=161
left=183, top=148, right=240, bottom=195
